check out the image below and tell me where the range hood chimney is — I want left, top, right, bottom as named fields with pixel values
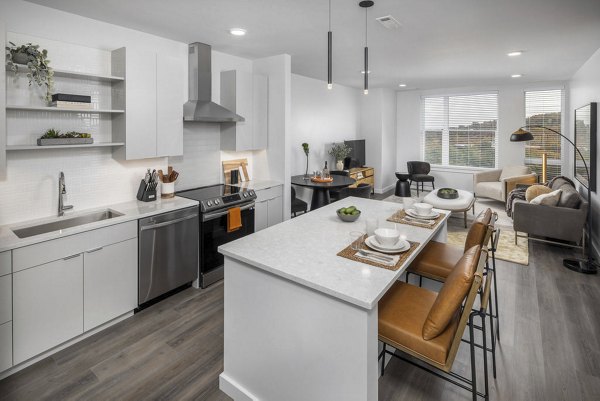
left=183, top=42, right=244, bottom=122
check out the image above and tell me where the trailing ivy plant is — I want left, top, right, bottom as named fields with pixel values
left=5, top=42, right=54, bottom=102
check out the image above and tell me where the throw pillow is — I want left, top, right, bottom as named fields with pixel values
left=499, top=165, right=530, bottom=181
left=558, top=185, right=581, bottom=208
left=525, top=185, right=552, bottom=202
left=530, top=189, right=562, bottom=206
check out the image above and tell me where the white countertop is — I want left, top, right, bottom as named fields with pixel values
left=0, top=196, right=199, bottom=252
left=230, top=179, right=283, bottom=191
left=219, top=197, right=449, bottom=310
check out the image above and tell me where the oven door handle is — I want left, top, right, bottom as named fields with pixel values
left=202, top=203, right=255, bottom=222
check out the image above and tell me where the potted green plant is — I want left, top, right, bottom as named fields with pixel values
left=6, top=42, right=54, bottom=102
left=37, top=129, right=93, bottom=146
left=302, top=143, right=310, bottom=179
left=328, top=142, right=352, bottom=171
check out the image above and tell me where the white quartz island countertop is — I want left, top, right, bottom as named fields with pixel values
left=219, top=197, right=449, bottom=310
left=0, top=196, right=199, bottom=252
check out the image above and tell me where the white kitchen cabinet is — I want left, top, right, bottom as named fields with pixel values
left=0, top=251, right=10, bottom=278
left=84, top=238, right=137, bottom=331
left=254, top=185, right=283, bottom=232
left=267, top=195, right=283, bottom=227
left=0, top=275, right=11, bottom=325
left=112, top=48, right=183, bottom=160
left=0, top=322, right=12, bottom=372
left=220, top=70, right=268, bottom=151
left=156, top=54, right=184, bottom=157
left=254, top=200, right=268, bottom=232
left=13, top=254, right=84, bottom=364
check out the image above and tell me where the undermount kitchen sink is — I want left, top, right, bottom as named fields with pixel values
left=11, top=209, right=124, bottom=239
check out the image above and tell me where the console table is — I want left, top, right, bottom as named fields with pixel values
left=348, top=167, right=375, bottom=193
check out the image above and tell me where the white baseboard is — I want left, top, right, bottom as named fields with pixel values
left=375, top=184, right=395, bottom=194
left=220, top=373, right=259, bottom=401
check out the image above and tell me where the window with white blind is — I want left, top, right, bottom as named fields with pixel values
left=524, top=89, right=563, bottom=180
left=422, top=93, right=498, bottom=168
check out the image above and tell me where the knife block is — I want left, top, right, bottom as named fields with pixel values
left=136, top=180, right=157, bottom=202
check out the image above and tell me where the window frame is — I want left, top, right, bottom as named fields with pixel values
left=421, top=91, right=499, bottom=170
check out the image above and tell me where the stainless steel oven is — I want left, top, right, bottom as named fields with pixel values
left=176, top=184, right=257, bottom=288
left=200, top=202, right=254, bottom=287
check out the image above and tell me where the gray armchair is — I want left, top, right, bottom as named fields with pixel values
left=512, top=178, right=588, bottom=245
left=473, top=166, right=537, bottom=202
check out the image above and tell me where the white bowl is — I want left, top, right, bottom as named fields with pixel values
left=374, top=228, right=400, bottom=247
left=414, top=202, right=433, bottom=216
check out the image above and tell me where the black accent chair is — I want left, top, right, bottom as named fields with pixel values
left=291, top=186, right=308, bottom=217
left=407, top=161, right=435, bottom=196
left=337, top=183, right=372, bottom=200
left=329, top=170, right=350, bottom=201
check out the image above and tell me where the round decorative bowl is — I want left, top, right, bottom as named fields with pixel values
left=336, top=208, right=361, bottom=222
left=437, top=188, right=459, bottom=199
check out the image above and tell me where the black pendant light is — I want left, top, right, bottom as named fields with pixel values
left=359, top=1, right=374, bottom=94
left=328, top=0, right=333, bottom=89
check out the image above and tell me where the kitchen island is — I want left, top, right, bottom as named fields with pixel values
left=218, top=197, right=449, bottom=401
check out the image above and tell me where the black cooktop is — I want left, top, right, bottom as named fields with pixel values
left=177, top=184, right=256, bottom=213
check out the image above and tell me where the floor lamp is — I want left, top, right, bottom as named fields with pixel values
left=511, top=126, right=598, bottom=274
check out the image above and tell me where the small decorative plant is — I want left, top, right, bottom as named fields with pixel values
left=328, top=143, right=352, bottom=171
left=6, top=42, right=54, bottom=102
left=40, top=128, right=91, bottom=139
left=302, top=143, right=310, bottom=178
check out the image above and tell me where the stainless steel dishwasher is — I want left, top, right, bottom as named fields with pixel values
left=138, top=206, right=199, bottom=305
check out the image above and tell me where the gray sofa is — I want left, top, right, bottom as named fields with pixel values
left=512, top=178, right=588, bottom=245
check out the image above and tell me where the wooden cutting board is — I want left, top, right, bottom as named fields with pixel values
left=222, top=158, right=250, bottom=185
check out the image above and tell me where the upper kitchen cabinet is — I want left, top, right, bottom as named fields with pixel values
left=112, top=48, right=183, bottom=160
left=0, top=23, right=6, bottom=180
left=220, top=70, right=268, bottom=151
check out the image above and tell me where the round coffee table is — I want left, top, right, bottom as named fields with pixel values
left=291, top=174, right=356, bottom=210
left=423, top=189, right=475, bottom=228
left=395, top=172, right=411, bottom=197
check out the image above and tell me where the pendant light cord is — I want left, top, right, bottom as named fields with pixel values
left=365, top=7, right=368, bottom=46
left=329, top=0, right=331, bottom=30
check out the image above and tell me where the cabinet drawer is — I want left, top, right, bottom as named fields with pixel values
left=0, top=251, right=10, bottom=276
left=255, top=185, right=283, bottom=202
left=13, top=221, right=136, bottom=272
left=0, top=321, right=12, bottom=372
left=0, top=275, right=11, bottom=325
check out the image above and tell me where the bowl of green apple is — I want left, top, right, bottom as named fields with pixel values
left=336, top=205, right=361, bottom=222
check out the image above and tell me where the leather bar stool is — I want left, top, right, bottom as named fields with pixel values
left=379, top=246, right=489, bottom=401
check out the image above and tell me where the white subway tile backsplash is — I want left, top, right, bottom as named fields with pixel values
left=0, top=148, right=166, bottom=226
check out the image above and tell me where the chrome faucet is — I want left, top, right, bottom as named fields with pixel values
left=58, top=172, right=73, bottom=217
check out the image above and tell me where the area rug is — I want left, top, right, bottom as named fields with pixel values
left=383, top=193, right=529, bottom=265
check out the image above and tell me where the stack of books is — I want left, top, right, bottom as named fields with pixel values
left=50, top=93, right=92, bottom=109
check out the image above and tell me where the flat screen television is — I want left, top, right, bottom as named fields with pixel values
left=343, top=139, right=366, bottom=169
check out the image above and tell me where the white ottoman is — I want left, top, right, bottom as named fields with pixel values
left=423, top=189, right=475, bottom=228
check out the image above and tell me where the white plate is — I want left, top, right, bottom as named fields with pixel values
left=406, top=208, right=440, bottom=220
left=365, top=236, right=410, bottom=254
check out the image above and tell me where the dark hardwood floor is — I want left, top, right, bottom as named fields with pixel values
left=1, top=235, right=599, bottom=400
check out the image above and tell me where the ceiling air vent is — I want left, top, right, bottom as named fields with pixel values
left=376, top=15, right=401, bottom=29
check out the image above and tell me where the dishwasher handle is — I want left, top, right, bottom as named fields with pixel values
left=140, top=213, right=198, bottom=231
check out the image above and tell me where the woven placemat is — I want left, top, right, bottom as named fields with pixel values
left=387, top=209, right=444, bottom=230
left=337, top=235, right=420, bottom=271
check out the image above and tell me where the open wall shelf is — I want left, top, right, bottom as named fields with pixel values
left=6, top=105, right=124, bottom=114
left=6, top=142, right=125, bottom=151
left=6, top=65, right=124, bottom=82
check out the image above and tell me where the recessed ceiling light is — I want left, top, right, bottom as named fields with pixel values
left=398, top=83, right=407, bottom=87
left=230, top=28, right=246, bottom=36
left=361, top=70, right=371, bottom=74
left=507, top=51, right=523, bottom=57
left=511, top=74, right=522, bottom=78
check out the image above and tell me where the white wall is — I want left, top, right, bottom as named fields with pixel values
left=396, top=81, right=567, bottom=193
left=291, top=74, right=361, bottom=204
left=361, top=88, right=397, bottom=193
left=569, top=47, right=600, bottom=256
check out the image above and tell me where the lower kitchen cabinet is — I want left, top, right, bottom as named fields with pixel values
left=254, top=185, right=283, bottom=232
left=0, top=322, right=11, bottom=372
left=13, top=254, right=84, bottom=365
left=84, top=238, right=137, bottom=331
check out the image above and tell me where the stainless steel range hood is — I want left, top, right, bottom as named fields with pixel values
left=183, top=42, right=244, bottom=123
